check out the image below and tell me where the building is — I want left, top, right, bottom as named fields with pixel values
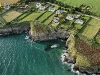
left=48, top=7, right=55, bottom=12
left=66, top=14, right=81, bottom=20
left=66, top=14, right=74, bottom=20
left=52, top=17, right=60, bottom=25
left=39, top=6, right=45, bottom=10
left=74, top=19, right=84, bottom=25
left=0, top=0, right=19, bottom=9
left=36, top=3, right=41, bottom=8
left=56, top=9, right=63, bottom=14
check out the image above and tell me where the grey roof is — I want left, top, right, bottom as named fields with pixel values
left=74, top=19, right=84, bottom=25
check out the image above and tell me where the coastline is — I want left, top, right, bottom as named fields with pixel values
left=0, top=22, right=30, bottom=35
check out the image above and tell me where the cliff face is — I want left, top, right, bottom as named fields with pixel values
left=30, top=29, right=69, bottom=41
left=0, top=22, right=30, bottom=35
left=66, top=34, right=100, bottom=74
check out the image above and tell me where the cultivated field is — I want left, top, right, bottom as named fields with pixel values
left=38, top=11, right=53, bottom=22
left=2, top=10, right=22, bottom=22
left=57, top=0, right=100, bottom=16
left=44, top=14, right=55, bottom=25
left=82, top=18, right=100, bottom=39
left=21, top=11, right=45, bottom=22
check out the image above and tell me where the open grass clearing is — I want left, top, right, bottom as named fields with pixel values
left=38, top=11, right=53, bottom=22
left=81, top=18, right=100, bottom=39
left=44, top=14, right=55, bottom=25
left=21, top=11, right=45, bottom=22
left=74, top=24, right=83, bottom=29
left=2, top=10, right=22, bottom=22
left=57, top=0, right=100, bottom=16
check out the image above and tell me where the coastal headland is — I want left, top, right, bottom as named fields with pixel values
left=0, top=0, right=100, bottom=75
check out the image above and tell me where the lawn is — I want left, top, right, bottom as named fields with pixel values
left=60, top=21, right=71, bottom=29
left=81, top=18, right=100, bottom=39
left=2, top=10, right=22, bottom=22
left=38, top=11, right=53, bottom=22
left=74, top=24, right=83, bottom=29
left=0, top=16, right=6, bottom=28
left=57, top=0, right=100, bottom=16
left=21, top=11, right=45, bottom=22
left=44, top=14, right=55, bottom=25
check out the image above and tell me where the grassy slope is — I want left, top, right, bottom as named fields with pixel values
left=82, top=18, right=100, bottom=39
left=57, top=0, right=100, bottom=16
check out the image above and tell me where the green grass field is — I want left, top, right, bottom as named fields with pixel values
left=21, top=11, right=45, bottom=22
left=2, top=10, right=22, bottom=22
left=57, top=0, right=100, bottom=16
left=82, top=18, right=100, bottom=39
left=44, top=14, right=55, bottom=25
left=37, top=11, right=53, bottom=22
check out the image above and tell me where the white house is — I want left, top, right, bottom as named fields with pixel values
left=52, top=17, right=60, bottom=25
left=36, top=3, right=41, bottom=8
left=66, top=14, right=74, bottom=20
left=56, top=9, right=63, bottom=14
left=74, top=19, right=84, bottom=25
left=49, top=7, right=55, bottom=12
left=39, top=6, right=45, bottom=10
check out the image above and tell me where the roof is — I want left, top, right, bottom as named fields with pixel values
left=56, top=9, right=63, bottom=14
left=74, top=19, right=84, bottom=25
left=36, top=3, right=41, bottom=8
left=39, top=6, right=45, bottom=10
left=49, top=7, right=55, bottom=12
left=66, top=14, right=81, bottom=20
left=66, top=14, right=74, bottom=20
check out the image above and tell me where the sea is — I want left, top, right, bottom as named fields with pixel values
left=0, top=33, right=77, bottom=75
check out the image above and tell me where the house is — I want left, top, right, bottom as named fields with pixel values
left=36, top=3, right=41, bottom=8
left=56, top=9, right=63, bottom=14
left=74, top=19, right=84, bottom=25
left=66, top=14, right=74, bottom=20
left=3, top=5, right=10, bottom=9
left=48, top=7, right=55, bottom=12
left=66, top=14, right=81, bottom=20
left=39, top=6, right=45, bottom=10
left=52, top=17, right=60, bottom=25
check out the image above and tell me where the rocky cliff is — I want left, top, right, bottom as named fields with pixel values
left=0, top=22, right=30, bottom=35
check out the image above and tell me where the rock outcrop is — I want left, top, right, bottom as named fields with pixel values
left=0, top=22, right=30, bottom=35
left=29, top=29, right=69, bottom=41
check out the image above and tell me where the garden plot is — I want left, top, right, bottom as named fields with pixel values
left=37, top=11, right=53, bottom=22
left=2, top=10, right=22, bottom=22
left=82, top=18, right=100, bottom=39
left=21, top=11, right=45, bottom=22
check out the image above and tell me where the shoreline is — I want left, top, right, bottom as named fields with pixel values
left=60, top=50, right=97, bottom=75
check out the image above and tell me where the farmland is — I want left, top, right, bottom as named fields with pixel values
left=0, top=0, right=18, bottom=4
left=2, top=10, right=22, bottom=22
left=37, top=11, right=53, bottom=22
left=57, top=0, right=100, bottom=16
left=21, top=11, right=45, bottom=22
left=81, top=18, right=100, bottom=39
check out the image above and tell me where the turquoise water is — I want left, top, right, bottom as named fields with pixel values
left=0, top=33, right=75, bottom=75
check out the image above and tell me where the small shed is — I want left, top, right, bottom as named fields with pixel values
left=49, top=7, right=55, bottom=12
